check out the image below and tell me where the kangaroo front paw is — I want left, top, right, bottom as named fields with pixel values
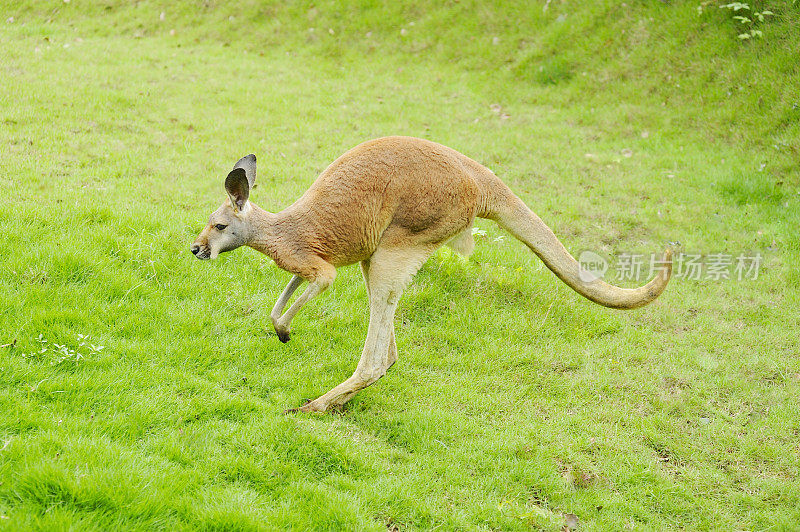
left=276, top=329, right=291, bottom=343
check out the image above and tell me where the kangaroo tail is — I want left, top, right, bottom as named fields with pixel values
left=474, top=170, right=671, bottom=310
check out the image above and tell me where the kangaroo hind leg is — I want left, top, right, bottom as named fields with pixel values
left=291, top=245, right=433, bottom=413
left=361, top=259, right=397, bottom=367
left=446, top=225, right=475, bottom=257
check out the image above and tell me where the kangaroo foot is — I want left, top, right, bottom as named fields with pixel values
left=284, top=398, right=328, bottom=414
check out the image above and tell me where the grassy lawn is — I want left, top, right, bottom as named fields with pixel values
left=1, top=1, right=798, bottom=530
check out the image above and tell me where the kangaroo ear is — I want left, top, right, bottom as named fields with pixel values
left=225, top=167, right=250, bottom=212
left=233, top=154, right=256, bottom=189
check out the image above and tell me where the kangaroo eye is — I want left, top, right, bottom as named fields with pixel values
left=214, top=224, right=228, bottom=231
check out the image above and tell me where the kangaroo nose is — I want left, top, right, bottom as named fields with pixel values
left=191, top=244, right=200, bottom=255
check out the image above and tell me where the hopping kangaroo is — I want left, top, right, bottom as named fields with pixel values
left=191, top=136, right=672, bottom=413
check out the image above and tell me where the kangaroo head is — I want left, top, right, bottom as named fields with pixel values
left=191, top=154, right=257, bottom=260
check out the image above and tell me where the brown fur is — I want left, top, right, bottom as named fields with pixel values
left=192, top=136, right=671, bottom=412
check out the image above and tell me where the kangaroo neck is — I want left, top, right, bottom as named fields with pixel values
left=244, top=202, right=284, bottom=260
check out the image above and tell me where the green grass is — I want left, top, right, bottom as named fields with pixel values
left=1, top=1, right=799, bottom=530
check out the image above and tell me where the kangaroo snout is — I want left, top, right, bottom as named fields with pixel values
left=190, top=241, right=211, bottom=260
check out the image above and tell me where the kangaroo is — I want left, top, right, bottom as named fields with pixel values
left=191, top=136, right=672, bottom=413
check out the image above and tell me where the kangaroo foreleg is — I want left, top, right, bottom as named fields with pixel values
left=270, top=275, right=303, bottom=339
left=272, top=265, right=336, bottom=343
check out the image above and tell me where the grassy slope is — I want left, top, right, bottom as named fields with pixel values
left=1, top=1, right=799, bottom=530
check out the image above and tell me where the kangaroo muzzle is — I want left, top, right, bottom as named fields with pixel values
left=190, top=241, right=211, bottom=260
